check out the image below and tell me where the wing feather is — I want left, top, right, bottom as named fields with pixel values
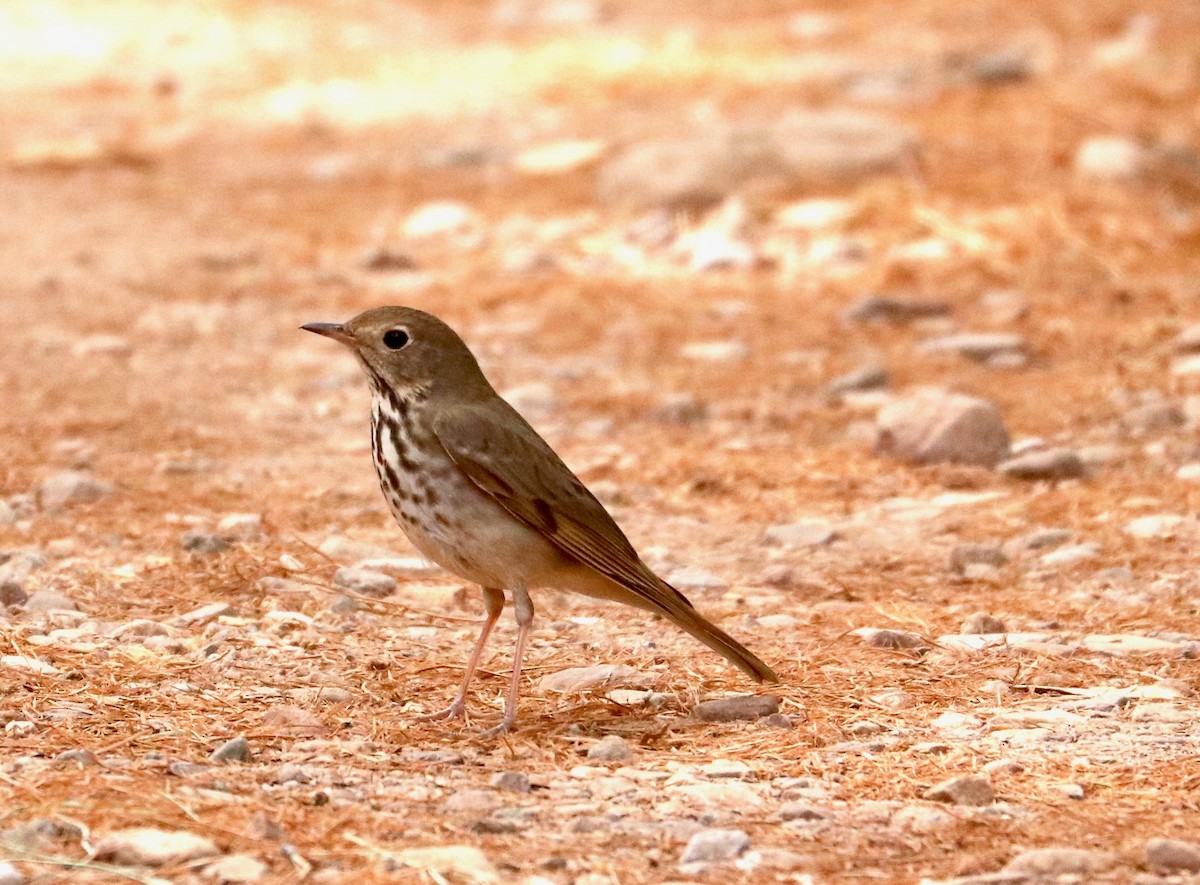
left=433, top=404, right=692, bottom=613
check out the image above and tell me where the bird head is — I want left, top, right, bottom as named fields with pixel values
left=302, top=306, right=488, bottom=399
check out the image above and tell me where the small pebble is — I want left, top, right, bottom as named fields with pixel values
left=491, top=771, right=532, bottom=793
left=679, top=828, right=750, bottom=865
left=692, top=695, right=781, bottom=723
left=1004, top=847, right=1116, bottom=877
left=210, top=735, right=252, bottom=763
left=587, top=735, right=633, bottom=762
left=181, top=532, right=230, bottom=555
left=961, top=612, right=1006, bottom=634
left=997, top=448, right=1086, bottom=480
left=859, top=628, right=923, bottom=649
left=923, top=774, right=994, bottom=806
left=36, top=470, right=113, bottom=512
left=1145, top=838, right=1200, bottom=873
left=332, top=567, right=397, bottom=597
left=949, top=544, right=1008, bottom=574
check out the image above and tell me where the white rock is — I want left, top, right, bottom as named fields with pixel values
left=1074, top=136, right=1145, bottom=179
left=94, top=828, right=221, bottom=866
left=216, top=513, right=262, bottom=538
left=763, top=521, right=837, bottom=547
left=681, top=340, right=750, bottom=362
left=1039, top=543, right=1100, bottom=567
left=775, top=198, right=855, bottom=230
left=1124, top=514, right=1187, bottom=539
left=875, top=389, right=1010, bottom=467
left=513, top=139, right=606, bottom=175
left=702, top=758, right=752, bottom=779
left=537, top=665, right=646, bottom=693
left=2, top=655, right=58, bottom=676
left=204, top=853, right=268, bottom=883
left=387, top=845, right=498, bottom=883
left=918, top=332, right=1027, bottom=362
left=1082, top=634, right=1182, bottom=655
left=402, top=201, right=480, bottom=239
left=71, top=334, right=132, bottom=358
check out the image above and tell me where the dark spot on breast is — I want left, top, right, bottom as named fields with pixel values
left=532, top=498, right=557, bottom=532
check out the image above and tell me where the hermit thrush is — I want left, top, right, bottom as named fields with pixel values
left=302, top=306, right=778, bottom=736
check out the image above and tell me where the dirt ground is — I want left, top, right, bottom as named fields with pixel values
left=3, top=1, right=1200, bottom=883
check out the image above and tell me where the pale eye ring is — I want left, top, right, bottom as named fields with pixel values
left=383, top=328, right=410, bottom=350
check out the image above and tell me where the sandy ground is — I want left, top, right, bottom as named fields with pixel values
left=3, top=1, right=1200, bottom=883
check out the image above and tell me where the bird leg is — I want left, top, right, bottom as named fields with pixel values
left=418, top=585, right=504, bottom=722
left=478, top=585, right=533, bottom=739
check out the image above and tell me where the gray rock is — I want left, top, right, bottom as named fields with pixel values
left=826, top=364, right=888, bottom=396
left=860, top=628, right=922, bottom=649
left=22, top=588, right=80, bottom=613
left=971, top=47, right=1035, bottom=84
left=1122, top=402, right=1184, bottom=436
left=0, top=861, right=24, bottom=885
left=764, top=520, right=837, bottom=548
left=94, top=827, right=220, bottom=866
left=597, top=111, right=917, bottom=210
left=950, top=544, right=1008, bottom=574
left=168, top=761, right=208, bottom=777
left=0, top=581, right=27, bottom=608
left=1022, top=528, right=1072, bottom=550
left=273, top=764, right=313, bottom=785
left=918, top=332, right=1028, bottom=363
left=1146, top=838, right=1200, bottom=872
left=181, top=532, right=230, bottom=555
left=761, top=713, right=794, bottom=729
left=491, top=771, right=532, bottom=793
left=779, top=802, right=828, bottom=822
left=54, top=748, right=98, bottom=767
left=332, top=567, right=397, bottom=597
left=997, top=448, right=1086, bottom=480
left=844, top=295, right=951, bottom=324
left=442, top=789, right=499, bottom=816
left=693, top=695, right=780, bottom=722
left=961, top=612, right=1006, bottom=634
left=1003, top=847, right=1116, bottom=877
left=923, top=775, right=993, bottom=806
left=679, top=828, right=750, bottom=865
left=36, top=471, right=113, bottom=511
left=359, top=248, right=418, bottom=272
left=875, top=390, right=1010, bottom=467
left=210, top=735, right=251, bottom=763
left=649, top=393, right=709, bottom=425
left=587, top=735, right=633, bottom=761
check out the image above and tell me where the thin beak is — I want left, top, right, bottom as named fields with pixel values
left=300, top=322, right=355, bottom=345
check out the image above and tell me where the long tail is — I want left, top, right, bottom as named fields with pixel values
left=663, top=598, right=780, bottom=683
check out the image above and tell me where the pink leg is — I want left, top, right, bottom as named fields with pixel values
left=478, top=586, right=533, bottom=739
left=419, top=586, right=504, bottom=722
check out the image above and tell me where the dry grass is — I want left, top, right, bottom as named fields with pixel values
left=2, top=1, right=1200, bottom=883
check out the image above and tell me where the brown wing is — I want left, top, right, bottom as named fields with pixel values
left=432, top=402, right=694, bottom=614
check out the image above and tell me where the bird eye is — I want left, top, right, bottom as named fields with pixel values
left=383, top=329, right=410, bottom=350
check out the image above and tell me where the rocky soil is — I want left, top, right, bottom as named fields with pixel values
left=2, top=1, right=1200, bottom=883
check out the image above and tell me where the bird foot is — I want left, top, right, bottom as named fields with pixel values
left=476, top=718, right=515, bottom=740
left=417, top=699, right=467, bottom=722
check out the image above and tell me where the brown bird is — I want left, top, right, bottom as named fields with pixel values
left=302, top=306, right=778, bottom=736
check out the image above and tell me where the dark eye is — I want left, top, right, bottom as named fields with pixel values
left=383, top=329, right=410, bottom=350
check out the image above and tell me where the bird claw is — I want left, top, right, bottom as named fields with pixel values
left=417, top=700, right=466, bottom=722
left=476, top=718, right=515, bottom=740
